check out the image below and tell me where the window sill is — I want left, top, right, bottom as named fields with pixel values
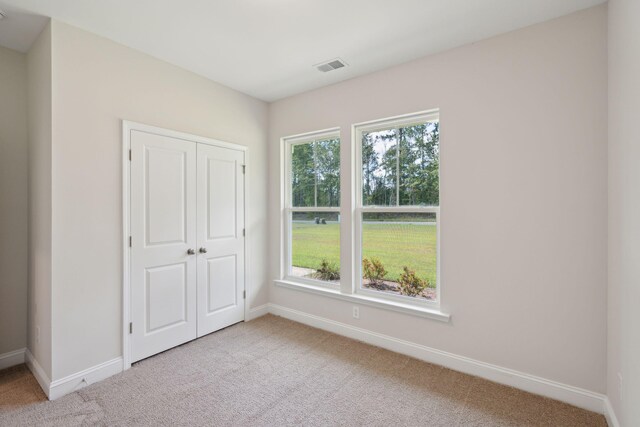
left=274, top=279, right=451, bottom=323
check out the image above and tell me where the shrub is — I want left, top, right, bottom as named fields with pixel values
left=314, top=259, right=340, bottom=281
left=397, top=266, right=428, bottom=297
left=362, top=257, right=387, bottom=285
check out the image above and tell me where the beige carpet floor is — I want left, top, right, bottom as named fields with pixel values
left=0, top=314, right=606, bottom=426
left=0, top=364, right=47, bottom=410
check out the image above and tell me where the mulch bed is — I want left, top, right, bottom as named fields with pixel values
left=363, top=279, right=436, bottom=300
left=295, top=268, right=436, bottom=301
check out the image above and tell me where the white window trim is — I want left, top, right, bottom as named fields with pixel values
left=273, top=278, right=450, bottom=322
left=353, top=110, right=441, bottom=309
left=281, top=128, right=341, bottom=289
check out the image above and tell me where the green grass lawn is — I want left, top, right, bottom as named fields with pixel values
left=291, top=221, right=437, bottom=285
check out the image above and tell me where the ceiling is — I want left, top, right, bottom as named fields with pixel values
left=0, top=0, right=604, bottom=101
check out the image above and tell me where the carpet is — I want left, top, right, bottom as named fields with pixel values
left=0, top=364, right=47, bottom=411
left=0, top=314, right=607, bottom=426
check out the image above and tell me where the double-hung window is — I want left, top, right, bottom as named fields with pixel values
left=283, top=129, right=341, bottom=287
left=281, top=110, right=441, bottom=312
left=355, top=111, right=440, bottom=305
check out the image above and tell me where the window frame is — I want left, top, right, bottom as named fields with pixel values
left=282, top=128, right=342, bottom=289
left=277, top=110, right=446, bottom=320
left=353, top=110, right=441, bottom=307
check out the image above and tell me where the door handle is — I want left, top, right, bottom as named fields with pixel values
left=199, top=247, right=208, bottom=254
left=187, top=248, right=196, bottom=255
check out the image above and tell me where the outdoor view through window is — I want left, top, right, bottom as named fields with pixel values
left=360, top=119, right=439, bottom=301
left=289, top=136, right=341, bottom=282
left=286, top=114, right=439, bottom=304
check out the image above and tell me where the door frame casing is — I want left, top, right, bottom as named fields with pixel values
left=122, top=120, right=249, bottom=370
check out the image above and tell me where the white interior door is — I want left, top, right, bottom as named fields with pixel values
left=196, top=143, right=245, bottom=337
left=130, top=130, right=197, bottom=362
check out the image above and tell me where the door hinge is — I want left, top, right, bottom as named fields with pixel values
left=243, top=290, right=246, bottom=299
left=242, top=165, right=246, bottom=174
left=129, top=149, right=131, bottom=161
left=129, top=236, right=132, bottom=247
left=129, top=322, right=133, bottom=334
left=242, top=228, right=245, bottom=237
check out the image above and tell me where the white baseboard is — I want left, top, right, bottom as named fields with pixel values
left=268, top=303, right=607, bottom=415
left=246, top=303, right=269, bottom=321
left=603, top=397, right=620, bottom=427
left=0, top=347, right=26, bottom=370
left=49, top=357, right=123, bottom=400
left=25, top=349, right=51, bottom=398
left=25, top=350, right=123, bottom=401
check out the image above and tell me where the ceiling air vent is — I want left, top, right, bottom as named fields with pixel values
left=315, top=58, right=347, bottom=73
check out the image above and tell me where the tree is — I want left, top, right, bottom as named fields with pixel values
left=361, top=122, right=439, bottom=207
left=291, top=138, right=341, bottom=208
left=314, top=138, right=340, bottom=207
left=362, top=129, right=397, bottom=206
left=399, top=122, right=439, bottom=206
left=291, top=142, right=315, bottom=207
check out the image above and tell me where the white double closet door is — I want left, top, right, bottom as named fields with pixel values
left=130, top=129, right=245, bottom=363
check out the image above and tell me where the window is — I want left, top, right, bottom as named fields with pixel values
left=356, top=112, right=440, bottom=304
left=283, top=130, right=341, bottom=286
left=280, top=110, right=441, bottom=313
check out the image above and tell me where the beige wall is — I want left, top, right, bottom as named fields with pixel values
left=49, top=21, right=269, bottom=380
left=608, top=0, right=640, bottom=424
left=26, top=22, right=53, bottom=379
left=269, top=5, right=607, bottom=393
left=0, top=45, right=28, bottom=356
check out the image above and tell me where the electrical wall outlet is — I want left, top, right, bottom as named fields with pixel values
left=353, top=306, right=359, bottom=319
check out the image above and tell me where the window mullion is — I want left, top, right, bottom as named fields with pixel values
left=313, top=141, right=318, bottom=208
left=395, top=126, right=400, bottom=207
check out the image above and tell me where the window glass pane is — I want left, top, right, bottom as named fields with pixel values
left=362, top=129, right=397, bottom=206
left=291, top=143, right=315, bottom=207
left=291, top=211, right=340, bottom=283
left=361, top=122, right=439, bottom=207
left=291, top=138, right=340, bottom=207
left=399, top=122, right=439, bottom=206
left=361, top=212, right=436, bottom=300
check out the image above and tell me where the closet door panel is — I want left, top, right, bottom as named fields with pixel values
left=130, top=130, right=197, bottom=362
left=196, top=144, right=245, bottom=337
